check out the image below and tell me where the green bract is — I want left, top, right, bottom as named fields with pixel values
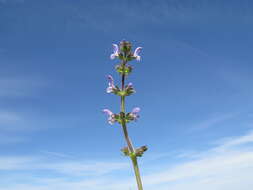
left=115, top=64, right=133, bottom=75
left=111, top=85, right=121, bottom=95
left=135, top=146, right=148, bottom=157
left=121, top=146, right=130, bottom=156
left=125, top=85, right=135, bottom=96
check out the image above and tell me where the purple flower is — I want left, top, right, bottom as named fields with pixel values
left=130, top=107, right=140, bottom=121
left=126, top=82, right=133, bottom=88
left=125, top=82, right=135, bottom=95
left=110, top=44, right=119, bottom=60
left=133, top=47, right=142, bottom=61
left=102, top=109, right=116, bottom=125
left=106, top=75, right=116, bottom=93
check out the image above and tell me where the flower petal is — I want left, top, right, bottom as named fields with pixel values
left=132, top=107, right=140, bottom=114
left=134, top=47, right=142, bottom=55
left=133, top=47, right=142, bottom=61
left=102, top=109, right=113, bottom=116
left=112, top=44, right=119, bottom=53
left=110, top=44, right=119, bottom=59
left=107, top=75, right=114, bottom=84
left=106, top=86, right=113, bottom=93
left=106, top=75, right=116, bottom=93
left=127, top=82, right=133, bottom=87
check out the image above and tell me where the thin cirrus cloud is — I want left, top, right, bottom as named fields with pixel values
left=0, top=111, right=29, bottom=144
left=0, top=111, right=34, bottom=132
left=0, top=130, right=253, bottom=190
left=0, top=153, right=129, bottom=175
left=0, top=78, right=46, bottom=98
left=72, top=0, right=253, bottom=32
left=0, top=0, right=24, bottom=4
left=0, top=77, right=48, bottom=144
left=0, top=111, right=21, bottom=125
left=142, top=130, right=253, bottom=190
left=189, top=112, right=240, bottom=130
left=0, top=134, right=26, bottom=144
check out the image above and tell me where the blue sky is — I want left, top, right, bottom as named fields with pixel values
left=1, top=0, right=253, bottom=189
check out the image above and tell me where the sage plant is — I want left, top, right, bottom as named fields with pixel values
left=103, top=41, right=147, bottom=190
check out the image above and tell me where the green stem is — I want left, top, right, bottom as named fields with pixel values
left=131, top=155, right=143, bottom=190
left=120, top=61, right=143, bottom=190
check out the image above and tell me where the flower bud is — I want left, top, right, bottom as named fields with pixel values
left=120, top=40, right=132, bottom=56
left=121, top=146, right=130, bottom=156
left=135, top=145, right=148, bottom=157
left=128, top=107, right=140, bottom=121
left=125, top=82, right=135, bottom=96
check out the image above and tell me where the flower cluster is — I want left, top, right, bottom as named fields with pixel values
left=121, top=145, right=148, bottom=157
left=103, top=107, right=141, bottom=125
left=110, top=42, right=142, bottom=61
left=106, top=75, right=134, bottom=96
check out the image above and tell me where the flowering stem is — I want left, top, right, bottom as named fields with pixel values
left=120, top=62, right=143, bottom=190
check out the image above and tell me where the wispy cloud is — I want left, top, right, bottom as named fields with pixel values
left=0, top=134, right=26, bottom=144
left=0, top=111, right=21, bottom=125
left=40, top=151, right=74, bottom=159
left=71, top=0, right=253, bottom=32
left=0, top=155, right=129, bottom=176
left=0, top=110, right=48, bottom=144
left=0, top=110, right=38, bottom=132
left=0, top=0, right=24, bottom=4
left=213, top=130, right=253, bottom=151
left=189, top=112, right=239, bottom=130
left=1, top=130, right=253, bottom=190
left=142, top=130, right=253, bottom=190
left=0, top=111, right=28, bottom=144
left=0, top=77, right=46, bottom=98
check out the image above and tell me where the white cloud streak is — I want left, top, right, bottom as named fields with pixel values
left=190, top=112, right=240, bottom=130
left=0, top=156, right=129, bottom=176
left=0, top=78, right=46, bottom=98
left=0, top=130, right=253, bottom=190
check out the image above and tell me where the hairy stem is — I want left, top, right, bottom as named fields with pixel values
left=131, top=155, right=143, bottom=190
left=120, top=61, right=143, bottom=190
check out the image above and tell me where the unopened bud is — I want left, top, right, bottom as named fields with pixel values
left=121, top=146, right=130, bottom=156
left=120, top=40, right=132, bottom=56
left=135, top=145, right=148, bottom=157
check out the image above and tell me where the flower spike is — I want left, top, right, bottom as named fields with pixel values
left=104, top=41, right=145, bottom=190
left=110, top=44, right=119, bottom=60
left=133, top=47, right=142, bottom=61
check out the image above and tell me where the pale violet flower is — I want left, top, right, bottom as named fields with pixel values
left=133, top=47, right=142, bottom=61
left=130, top=107, right=140, bottom=121
left=125, top=82, right=135, bottom=95
left=102, top=109, right=116, bottom=125
left=106, top=75, right=116, bottom=93
left=126, top=82, right=133, bottom=88
left=110, top=44, right=119, bottom=59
